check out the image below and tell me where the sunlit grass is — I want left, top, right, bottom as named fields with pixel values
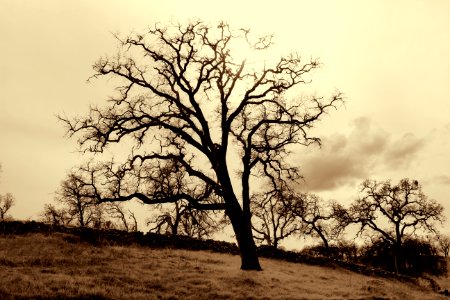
left=0, top=232, right=447, bottom=299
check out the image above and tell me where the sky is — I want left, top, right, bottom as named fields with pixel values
left=1, top=1, right=450, bottom=237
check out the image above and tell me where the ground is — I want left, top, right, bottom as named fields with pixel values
left=0, top=232, right=448, bottom=299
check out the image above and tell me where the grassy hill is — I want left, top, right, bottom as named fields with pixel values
left=0, top=230, right=448, bottom=299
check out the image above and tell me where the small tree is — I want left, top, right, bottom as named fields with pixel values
left=0, top=193, right=15, bottom=221
left=346, top=178, right=445, bottom=274
left=141, top=159, right=226, bottom=238
left=361, top=236, right=446, bottom=276
left=436, top=234, right=450, bottom=257
left=179, top=207, right=226, bottom=239
left=286, top=192, right=340, bottom=250
left=55, top=171, right=100, bottom=227
left=251, top=184, right=300, bottom=248
left=106, top=202, right=138, bottom=232
left=0, top=164, right=15, bottom=221
left=60, top=21, right=342, bottom=270
left=40, top=203, right=73, bottom=226
left=147, top=200, right=225, bottom=239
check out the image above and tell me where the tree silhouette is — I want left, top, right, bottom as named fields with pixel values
left=344, top=178, right=444, bottom=274
left=251, top=183, right=300, bottom=248
left=106, top=202, right=138, bottom=232
left=54, top=171, right=101, bottom=227
left=134, top=155, right=226, bottom=238
left=288, top=193, right=338, bottom=250
left=147, top=200, right=226, bottom=239
left=40, top=203, right=73, bottom=226
left=436, top=234, right=450, bottom=257
left=0, top=164, right=15, bottom=221
left=60, top=21, right=342, bottom=270
left=0, top=193, right=14, bottom=221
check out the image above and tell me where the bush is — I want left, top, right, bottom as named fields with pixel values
left=360, top=237, right=447, bottom=276
left=300, top=242, right=359, bottom=263
left=0, top=220, right=239, bottom=254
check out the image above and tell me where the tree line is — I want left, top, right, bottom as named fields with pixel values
left=39, top=170, right=450, bottom=275
left=3, top=159, right=448, bottom=275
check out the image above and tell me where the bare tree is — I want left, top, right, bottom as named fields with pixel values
left=179, top=207, right=227, bottom=239
left=251, top=185, right=300, bottom=248
left=0, top=164, right=15, bottom=221
left=60, top=21, right=342, bottom=270
left=147, top=200, right=225, bottom=239
left=106, top=202, right=138, bottom=232
left=436, top=234, right=450, bottom=257
left=147, top=204, right=181, bottom=235
left=40, top=203, right=73, bottom=226
left=287, top=192, right=338, bottom=249
left=137, top=155, right=226, bottom=238
left=345, top=178, right=445, bottom=274
left=0, top=193, right=15, bottom=221
left=55, top=171, right=100, bottom=227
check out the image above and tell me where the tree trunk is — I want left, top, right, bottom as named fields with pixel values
left=394, top=225, right=401, bottom=274
left=393, top=245, right=400, bottom=275
left=394, top=239, right=402, bottom=275
left=315, top=226, right=329, bottom=250
left=227, top=200, right=262, bottom=271
left=273, top=238, right=278, bottom=249
left=216, top=157, right=261, bottom=270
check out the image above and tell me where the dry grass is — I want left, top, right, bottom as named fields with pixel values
left=0, top=232, right=448, bottom=299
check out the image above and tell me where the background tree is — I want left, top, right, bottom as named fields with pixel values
left=251, top=184, right=300, bottom=248
left=0, top=164, right=15, bottom=221
left=147, top=200, right=226, bottom=239
left=360, top=236, right=446, bottom=276
left=60, top=21, right=342, bottom=270
left=345, top=178, right=444, bottom=274
left=106, top=202, right=138, bottom=232
left=54, top=171, right=102, bottom=227
left=287, top=192, right=338, bottom=250
left=40, top=203, right=73, bottom=226
left=0, top=193, right=15, bottom=221
left=436, top=234, right=450, bottom=257
left=141, top=156, right=226, bottom=238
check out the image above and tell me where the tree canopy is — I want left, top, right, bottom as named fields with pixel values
left=343, top=178, right=444, bottom=273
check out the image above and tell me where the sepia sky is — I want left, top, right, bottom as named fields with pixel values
left=1, top=1, right=450, bottom=234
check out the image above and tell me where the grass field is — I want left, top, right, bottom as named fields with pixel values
left=0, top=232, right=448, bottom=299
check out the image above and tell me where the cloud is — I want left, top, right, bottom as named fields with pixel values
left=384, top=133, right=426, bottom=168
left=298, top=117, right=426, bottom=192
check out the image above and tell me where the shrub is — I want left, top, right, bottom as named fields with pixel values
left=360, top=237, right=447, bottom=276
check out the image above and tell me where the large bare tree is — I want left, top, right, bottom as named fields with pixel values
left=60, top=21, right=342, bottom=270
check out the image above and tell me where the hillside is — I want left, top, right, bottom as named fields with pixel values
left=0, top=230, right=448, bottom=299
